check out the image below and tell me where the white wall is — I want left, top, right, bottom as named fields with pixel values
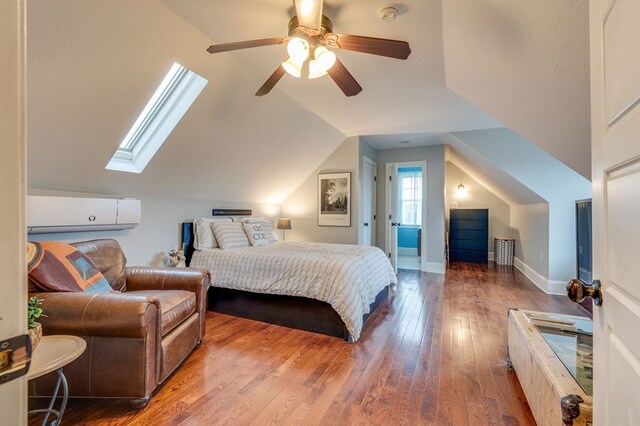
left=376, top=145, right=446, bottom=272
left=27, top=191, right=279, bottom=266
left=280, top=137, right=360, bottom=244
left=445, top=162, right=511, bottom=257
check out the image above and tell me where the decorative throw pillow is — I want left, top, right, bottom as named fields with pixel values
left=27, top=241, right=112, bottom=293
left=243, top=219, right=277, bottom=244
left=211, top=221, right=251, bottom=249
left=193, top=217, right=231, bottom=249
left=242, top=223, right=272, bottom=247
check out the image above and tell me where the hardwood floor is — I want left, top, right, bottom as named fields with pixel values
left=29, top=263, right=585, bottom=425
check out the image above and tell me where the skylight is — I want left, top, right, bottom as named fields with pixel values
left=106, top=63, right=207, bottom=173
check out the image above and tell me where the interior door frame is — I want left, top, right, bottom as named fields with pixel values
left=361, top=155, right=377, bottom=246
left=385, top=160, right=428, bottom=272
left=0, top=0, right=28, bottom=423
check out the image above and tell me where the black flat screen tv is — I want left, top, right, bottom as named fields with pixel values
left=576, top=199, right=593, bottom=314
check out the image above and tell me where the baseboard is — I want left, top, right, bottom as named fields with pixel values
left=398, top=247, right=418, bottom=256
left=547, top=280, right=567, bottom=295
left=512, top=257, right=565, bottom=295
left=424, top=262, right=445, bottom=274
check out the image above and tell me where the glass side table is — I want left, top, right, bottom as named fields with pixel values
left=28, top=335, right=86, bottom=426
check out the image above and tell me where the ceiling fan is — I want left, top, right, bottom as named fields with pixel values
left=206, top=0, right=411, bottom=97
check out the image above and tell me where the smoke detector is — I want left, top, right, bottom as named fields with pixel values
left=378, top=7, right=398, bottom=22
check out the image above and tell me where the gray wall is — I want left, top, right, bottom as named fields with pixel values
left=445, top=162, right=511, bottom=257
left=280, top=137, right=360, bottom=244
left=375, top=145, right=446, bottom=271
left=511, top=203, right=550, bottom=279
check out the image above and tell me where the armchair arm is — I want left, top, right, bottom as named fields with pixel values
left=32, top=291, right=161, bottom=338
left=125, top=267, right=210, bottom=340
left=124, top=267, right=210, bottom=293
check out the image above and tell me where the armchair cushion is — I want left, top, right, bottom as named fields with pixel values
left=27, top=241, right=111, bottom=293
left=128, top=290, right=196, bottom=336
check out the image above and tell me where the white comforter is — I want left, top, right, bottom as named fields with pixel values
left=190, top=241, right=397, bottom=341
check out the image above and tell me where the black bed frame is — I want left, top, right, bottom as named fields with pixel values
left=181, top=220, right=389, bottom=341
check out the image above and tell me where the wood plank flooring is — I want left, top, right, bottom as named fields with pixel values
left=29, top=262, right=585, bottom=425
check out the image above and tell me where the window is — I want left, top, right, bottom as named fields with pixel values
left=106, top=63, right=208, bottom=173
left=399, top=170, right=422, bottom=226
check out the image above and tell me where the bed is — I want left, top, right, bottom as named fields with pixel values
left=182, top=221, right=396, bottom=341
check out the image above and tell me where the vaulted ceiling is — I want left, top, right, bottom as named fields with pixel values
left=26, top=0, right=590, bottom=206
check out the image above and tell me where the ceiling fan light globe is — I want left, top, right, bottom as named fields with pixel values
left=314, top=46, right=336, bottom=71
left=308, top=59, right=328, bottom=79
left=282, top=57, right=303, bottom=78
left=287, top=37, right=310, bottom=62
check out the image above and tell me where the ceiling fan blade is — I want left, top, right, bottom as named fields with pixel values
left=325, top=34, right=411, bottom=60
left=327, top=59, right=362, bottom=97
left=294, top=0, right=323, bottom=31
left=255, top=64, right=287, bottom=97
left=207, top=37, right=286, bottom=54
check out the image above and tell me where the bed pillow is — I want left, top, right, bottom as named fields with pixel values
left=243, top=219, right=277, bottom=244
left=242, top=222, right=274, bottom=247
left=236, top=216, right=267, bottom=223
left=27, top=241, right=112, bottom=293
left=193, top=217, right=231, bottom=249
left=211, top=221, right=251, bottom=250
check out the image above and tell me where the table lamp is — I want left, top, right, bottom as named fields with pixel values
left=277, top=218, right=292, bottom=240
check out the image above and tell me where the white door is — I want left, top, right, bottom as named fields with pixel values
left=361, top=157, right=377, bottom=246
left=386, top=163, right=399, bottom=272
left=0, top=0, right=28, bottom=423
left=591, top=0, right=640, bottom=424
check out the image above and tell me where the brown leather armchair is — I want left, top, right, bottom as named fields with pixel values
left=28, top=239, right=210, bottom=407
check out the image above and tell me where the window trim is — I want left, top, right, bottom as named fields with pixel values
left=106, top=63, right=207, bottom=173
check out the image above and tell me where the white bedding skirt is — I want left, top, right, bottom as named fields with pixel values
left=190, top=241, right=397, bottom=341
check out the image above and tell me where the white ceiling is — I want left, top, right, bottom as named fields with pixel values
left=160, top=0, right=503, bottom=137
left=25, top=0, right=591, bottom=210
left=361, top=132, right=445, bottom=150
left=442, top=0, right=591, bottom=179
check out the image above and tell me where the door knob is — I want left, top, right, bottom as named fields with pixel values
left=364, top=222, right=369, bottom=227
left=566, top=278, right=603, bottom=306
left=391, top=222, right=398, bottom=227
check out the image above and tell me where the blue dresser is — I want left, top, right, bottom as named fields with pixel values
left=449, top=209, right=489, bottom=263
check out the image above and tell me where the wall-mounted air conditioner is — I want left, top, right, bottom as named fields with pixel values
left=27, top=196, right=141, bottom=234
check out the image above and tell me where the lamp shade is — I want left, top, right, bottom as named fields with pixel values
left=277, top=218, right=292, bottom=230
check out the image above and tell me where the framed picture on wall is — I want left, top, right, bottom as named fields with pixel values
left=318, top=172, right=351, bottom=227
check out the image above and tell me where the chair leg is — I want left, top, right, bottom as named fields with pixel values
left=128, top=395, right=151, bottom=409
left=195, top=339, right=202, bottom=348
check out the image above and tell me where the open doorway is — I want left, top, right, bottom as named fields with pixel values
left=386, top=161, right=427, bottom=272
left=397, top=166, right=422, bottom=269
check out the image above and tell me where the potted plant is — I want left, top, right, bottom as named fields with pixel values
left=28, top=296, right=45, bottom=350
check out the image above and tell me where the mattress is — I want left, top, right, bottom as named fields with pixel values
left=190, top=241, right=397, bottom=341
